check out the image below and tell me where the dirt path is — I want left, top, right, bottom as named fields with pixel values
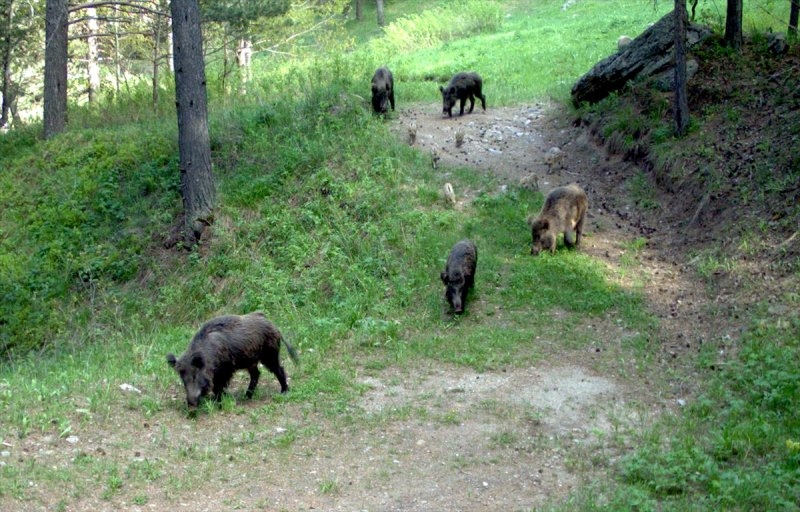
left=256, top=103, right=721, bottom=511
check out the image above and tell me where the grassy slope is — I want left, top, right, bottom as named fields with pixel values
left=1, top=0, right=799, bottom=509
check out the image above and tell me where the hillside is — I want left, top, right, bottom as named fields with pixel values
left=0, top=1, right=798, bottom=510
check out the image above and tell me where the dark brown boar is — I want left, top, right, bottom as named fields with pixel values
left=439, top=72, right=486, bottom=117
left=166, top=312, right=298, bottom=409
left=440, top=239, right=478, bottom=314
left=528, top=184, right=589, bottom=256
left=371, top=67, right=395, bottom=114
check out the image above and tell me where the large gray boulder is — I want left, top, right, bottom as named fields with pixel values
left=571, top=11, right=713, bottom=105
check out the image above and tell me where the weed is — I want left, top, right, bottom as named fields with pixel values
left=626, top=171, right=660, bottom=210
left=319, top=479, right=339, bottom=494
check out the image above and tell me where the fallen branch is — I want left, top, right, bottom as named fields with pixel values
left=685, top=192, right=710, bottom=233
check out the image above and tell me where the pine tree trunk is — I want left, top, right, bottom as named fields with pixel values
left=43, top=0, right=68, bottom=139
left=86, top=7, right=100, bottom=103
left=376, top=0, right=385, bottom=27
left=724, top=0, right=743, bottom=51
left=674, top=0, right=690, bottom=136
left=1, top=0, right=13, bottom=127
left=170, top=0, right=215, bottom=247
left=790, top=0, right=799, bottom=38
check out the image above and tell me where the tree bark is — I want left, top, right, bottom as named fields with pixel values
left=86, top=6, right=100, bottom=103
left=43, top=0, right=69, bottom=139
left=1, top=0, right=13, bottom=127
left=790, top=0, right=799, bottom=39
left=674, top=1, right=689, bottom=136
left=152, top=9, right=163, bottom=107
left=236, top=38, right=252, bottom=94
left=376, top=0, right=384, bottom=27
left=355, top=0, right=362, bottom=21
left=170, top=0, right=215, bottom=247
left=724, top=0, right=743, bottom=51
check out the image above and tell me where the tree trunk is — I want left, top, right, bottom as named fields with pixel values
left=86, top=7, right=100, bottom=103
left=113, top=3, right=121, bottom=97
left=170, top=0, right=215, bottom=247
left=376, top=0, right=384, bottom=27
left=790, top=0, right=799, bottom=39
left=1, top=0, right=13, bottom=128
left=152, top=11, right=162, bottom=107
left=236, top=38, right=252, bottom=94
left=355, top=0, right=362, bottom=21
left=43, top=0, right=68, bottom=139
left=674, top=0, right=689, bottom=136
left=724, top=0, right=743, bottom=51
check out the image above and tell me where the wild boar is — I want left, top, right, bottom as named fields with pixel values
left=440, top=239, right=478, bottom=314
left=371, top=67, right=395, bottom=114
left=166, top=312, right=298, bottom=409
left=528, top=184, right=588, bottom=256
left=439, top=72, right=486, bottom=117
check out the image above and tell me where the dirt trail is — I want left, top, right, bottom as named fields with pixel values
left=252, top=102, right=720, bottom=511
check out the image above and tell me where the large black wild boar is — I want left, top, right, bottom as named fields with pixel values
left=371, top=67, right=395, bottom=114
left=440, top=239, right=478, bottom=314
left=166, top=312, right=298, bottom=409
left=528, top=184, right=589, bottom=256
left=439, top=72, right=486, bottom=117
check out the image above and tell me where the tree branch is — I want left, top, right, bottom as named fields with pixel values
left=69, top=1, right=168, bottom=17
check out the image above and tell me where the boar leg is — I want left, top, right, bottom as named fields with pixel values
left=564, top=229, right=576, bottom=248
left=263, top=357, right=290, bottom=393
left=245, top=366, right=260, bottom=399
left=575, top=213, right=585, bottom=247
left=467, top=94, right=475, bottom=113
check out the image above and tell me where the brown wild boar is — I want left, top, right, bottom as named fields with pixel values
left=371, top=67, right=395, bottom=114
left=440, top=239, right=478, bottom=314
left=166, top=312, right=298, bottom=409
left=528, top=184, right=588, bottom=255
left=439, top=72, right=486, bottom=117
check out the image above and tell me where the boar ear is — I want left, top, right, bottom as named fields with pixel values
left=166, top=354, right=177, bottom=368
left=440, top=271, right=448, bottom=284
left=539, top=219, right=549, bottom=230
left=439, top=86, right=444, bottom=93
left=190, top=353, right=205, bottom=369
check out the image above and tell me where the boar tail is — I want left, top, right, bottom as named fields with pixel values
left=283, top=337, right=299, bottom=365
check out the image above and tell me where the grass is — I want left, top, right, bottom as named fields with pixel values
left=556, top=303, right=800, bottom=511
left=1, top=0, right=799, bottom=509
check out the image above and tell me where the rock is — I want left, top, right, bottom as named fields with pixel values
left=650, top=58, right=700, bottom=92
left=119, top=383, right=142, bottom=394
left=768, top=32, right=788, bottom=55
left=571, top=11, right=713, bottom=105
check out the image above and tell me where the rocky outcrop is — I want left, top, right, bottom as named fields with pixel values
left=571, top=11, right=713, bottom=105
